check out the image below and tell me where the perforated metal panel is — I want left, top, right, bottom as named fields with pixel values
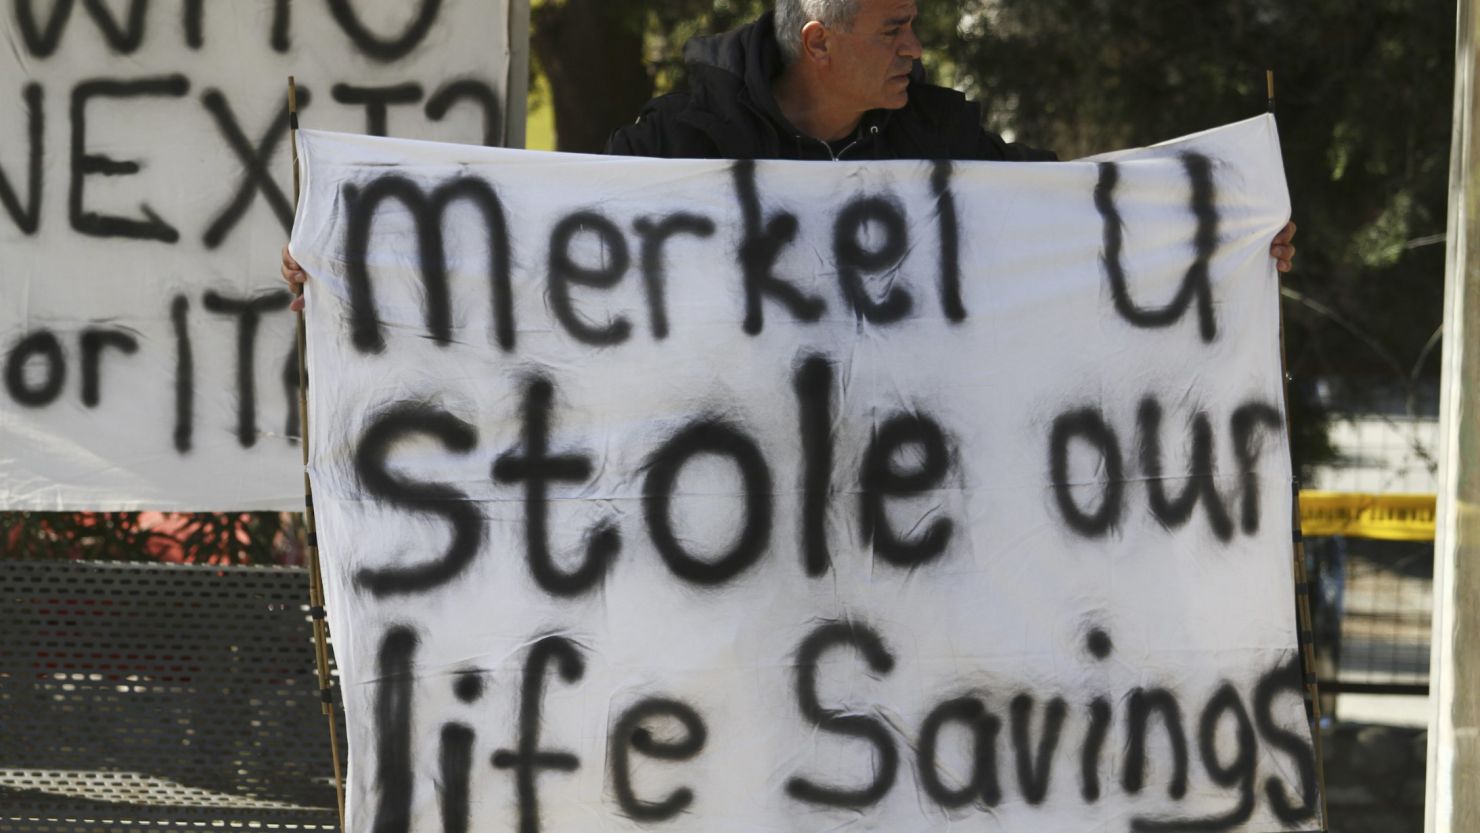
left=0, top=560, right=344, bottom=831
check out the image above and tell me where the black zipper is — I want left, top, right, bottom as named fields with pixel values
left=816, top=125, right=881, bottom=161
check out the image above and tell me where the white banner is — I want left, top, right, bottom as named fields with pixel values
left=0, top=0, right=527, bottom=510
left=294, top=116, right=1322, bottom=833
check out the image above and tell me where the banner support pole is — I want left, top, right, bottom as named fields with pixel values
left=288, top=75, right=348, bottom=831
left=1269, top=69, right=1331, bottom=831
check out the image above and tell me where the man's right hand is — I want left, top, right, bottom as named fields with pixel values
left=282, top=244, right=306, bottom=311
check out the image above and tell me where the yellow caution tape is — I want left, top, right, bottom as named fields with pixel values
left=1298, top=491, right=1437, bottom=542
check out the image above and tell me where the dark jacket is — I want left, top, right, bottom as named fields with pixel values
left=606, top=12, right=1054, bottom=162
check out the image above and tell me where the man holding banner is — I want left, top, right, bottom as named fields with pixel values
left=283, top=0, right=1325, bottom=827
left=284, top=0, right=1295, bottom=298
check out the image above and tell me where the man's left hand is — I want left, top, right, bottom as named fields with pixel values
left=1270, top=221, right=1297, bottom=273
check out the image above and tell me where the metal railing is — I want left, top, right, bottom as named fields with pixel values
left=1301, top=492, right=1435, bottom=699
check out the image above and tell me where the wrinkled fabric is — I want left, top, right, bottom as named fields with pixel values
left=294, top=116, right=1320, bottom=833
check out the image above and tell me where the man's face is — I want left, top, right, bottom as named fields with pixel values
left=824, top=0, right=923, bottom=113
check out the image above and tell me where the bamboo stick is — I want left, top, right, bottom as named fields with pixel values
left=289, top=75, right=348, bottom=831
left=1269, top=69, right=1331, bottom=831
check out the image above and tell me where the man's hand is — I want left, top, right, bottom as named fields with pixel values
left=1270, top=221, right=1297, bottom=273
left=282, top=244, right=306, bottom=311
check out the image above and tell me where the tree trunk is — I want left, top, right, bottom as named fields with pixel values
left=532, top=0, right=653, bottom=153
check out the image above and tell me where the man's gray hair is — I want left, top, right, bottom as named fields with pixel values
left=774, top=0, right=861, bottom=65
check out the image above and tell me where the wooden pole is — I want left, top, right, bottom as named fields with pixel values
left=1268, top=70, right=1330, bottom=830
left=289, top=75, right=348, bottom=831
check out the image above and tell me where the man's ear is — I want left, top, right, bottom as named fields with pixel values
left=799, top=20, right=830, bottom=64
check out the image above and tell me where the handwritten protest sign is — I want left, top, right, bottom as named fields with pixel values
left=0, top=1, right=526, bottom=509
left=293, top=116, right=1321, bottom=833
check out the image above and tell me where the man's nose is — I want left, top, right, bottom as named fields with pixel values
left=899, top=27, right=923, bottom=60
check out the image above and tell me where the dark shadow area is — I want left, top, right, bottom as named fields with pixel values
left=1321, top=721, right=1427, bottom=833
left=0, top=560, right=343, bottom=831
